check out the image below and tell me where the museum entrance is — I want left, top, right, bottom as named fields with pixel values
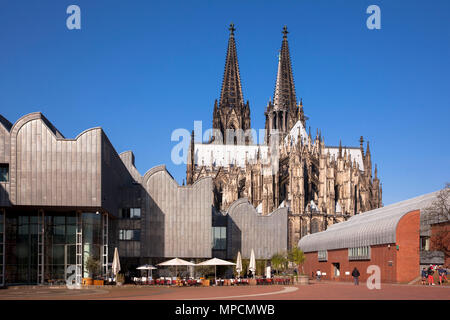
left=3, top=209, right=109, bottom=285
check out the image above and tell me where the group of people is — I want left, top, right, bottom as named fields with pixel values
left=421, top=265, right=448, bottom=286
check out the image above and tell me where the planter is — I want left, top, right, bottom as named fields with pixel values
left=93, top=280, right=104, bottom=286
left=297, top=275, right=309, bottom=285
left=82, top=278, right=93, bottom=285
left=201, top=280, right=210, bottom=287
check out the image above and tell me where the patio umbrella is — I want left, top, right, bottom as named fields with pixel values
left=249, top=249, right=256, bottom=277
left=196, top=258, right=235, bottom=284
left=112, top=247, right=121, bottom=281
left=157, top=258, right=195, bottom=279
left=137, top=264, right=157, bottom=279
left=235, top=251, right=242, bottom=277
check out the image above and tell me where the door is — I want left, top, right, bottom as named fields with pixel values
left=333, top=263, right=340, bottom=277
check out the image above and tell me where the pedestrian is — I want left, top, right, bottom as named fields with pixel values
left=444, top=266, right=449, bottom=283
left=352, top=267, right=360, bottom=285
left=316, top=269, right=322, bottom=281
left=427, top=265, right=435, bottom=286
left=421, top=268, right=427, bottom=285
left=438, top=266, right=447, bottom=285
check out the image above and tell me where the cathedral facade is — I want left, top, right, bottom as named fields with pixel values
left=186, top=24, right=382, bottom=248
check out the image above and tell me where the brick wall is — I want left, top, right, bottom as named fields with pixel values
left=396, top=210, right=420, bottom=282
left=302, top=210, right=421, bottom=283
left=303, top=245, right=397, bottom=283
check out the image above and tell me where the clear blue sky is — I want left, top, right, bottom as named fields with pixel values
left=0, top=0, right=449, bottom=205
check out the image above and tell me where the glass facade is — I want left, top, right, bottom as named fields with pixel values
left=119, top=229, right=140, bottom=241
left=212, top=226, right=226, bottom=250
left=0, top=164, right=8, bottom=182
left=82, top=213, right=102, bottom=278
left=119, top=208, right=141, bottom=219
left=43, top=212, right=77, bottom=283
left=3, top=209, right=107, bottom=284
left=5, top=213, right=39, bottom=284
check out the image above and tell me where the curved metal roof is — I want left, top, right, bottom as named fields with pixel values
left=298, top=191, right=440, bottom=252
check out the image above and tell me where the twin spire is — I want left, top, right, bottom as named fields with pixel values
left=219, top=24, right=298, bottom=114
left=219, top=23, right=244, bottom=108
left=273, top=25, right=297, bottom=113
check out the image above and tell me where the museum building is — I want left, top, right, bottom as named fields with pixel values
left=0, top=112, right=287, bottom=285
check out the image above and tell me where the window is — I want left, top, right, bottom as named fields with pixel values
left=119, top=229, right=140, bottom=241
left=0, top=164, right=9, bottom=182
left=348, top=246, right=371, bottom=260
left=420, top=237, right=430, bottom=251
left=318, top=250, right=328, bottom=262
left=119, top=208, right=141, bottom=219
left=212, top=227, right=226, bottom=250
left=310, top=219, right=320, bottom=234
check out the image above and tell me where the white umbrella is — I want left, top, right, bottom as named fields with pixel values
left=137, top=264, right=157, bottom=279
left=157, top=258, right=195, bottom=279
left=236, top=251, right=242, bottom=277
left=249, top=249, right=256, bottom=277
left=196, top=258, right=235, bottom=284
left=112, top=247, right=121, bottom=281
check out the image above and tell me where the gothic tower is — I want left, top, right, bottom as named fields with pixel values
left=265, top=26, right=303, bottom=143
left=212, top=23, right=251, bottom=145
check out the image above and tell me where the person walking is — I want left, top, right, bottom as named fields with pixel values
left=352, top=267, right=360, bottom=285
left=438, top=266, right=447, bottom=285
left=316, top=269, right=322, bottom=281
left=427, top=265, right=435, bottom=285
left=421, top=268, right=427, bottom=285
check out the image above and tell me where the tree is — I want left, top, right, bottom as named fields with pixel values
left=425, top=182, right=450, bottom=222
left=85, top=256, right=101, bottom=279
left=288, top=246, right=306, bottom=275
left=424, top=183, right=450, bottom=262
left=271, top=252, right=287, bottom=275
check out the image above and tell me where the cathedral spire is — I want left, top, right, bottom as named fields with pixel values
left=219, top=23, right=244, bottom=108
left=273, top=26, right=297, bottom=115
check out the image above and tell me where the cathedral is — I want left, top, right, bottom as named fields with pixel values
left=186, top=24, right=383, bottom=248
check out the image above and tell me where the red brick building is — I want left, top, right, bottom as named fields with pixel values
left=298, top=192, right=440, bottom=284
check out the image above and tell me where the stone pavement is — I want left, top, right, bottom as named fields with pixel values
left=0, top=281, right=449, bottom=300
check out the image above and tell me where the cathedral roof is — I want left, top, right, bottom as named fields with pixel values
left=325, top=146, right=365, bottom=170
left=298, top=190, right=441, bottom=253
left=194, top=143, right=269, bottom=168
left=284, top=120, right=309, bottom=145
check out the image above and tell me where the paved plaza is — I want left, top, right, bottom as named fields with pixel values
left=0, top=281, right=449, bottom=300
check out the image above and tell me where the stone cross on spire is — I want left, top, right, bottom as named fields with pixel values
left=282, top=25, right=289, bottom=38
left=229, top=23, right=236, bottom=36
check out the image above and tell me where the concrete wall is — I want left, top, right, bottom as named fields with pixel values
left=101, top=132, right=136, bottom=216
left=0, top=116, right=11, bottom=206
left=0, top=113, right=137, bottom=220
left=141, top=165, right=213, bottom=258
left=8, top=113, right=102, bottom=208
left=226, top=198, right=288, bottom=260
